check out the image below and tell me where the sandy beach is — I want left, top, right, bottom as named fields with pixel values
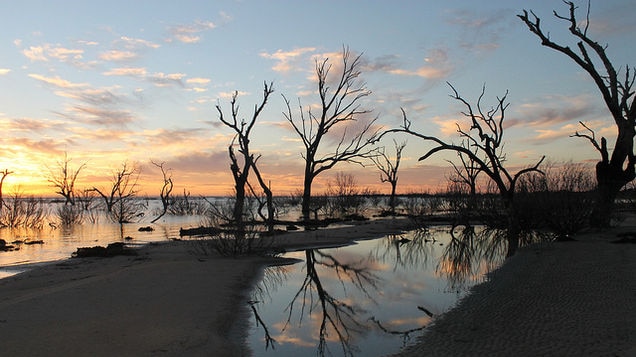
left=398, top=221, right=636, bottom=357
left=0, top=218, right=414, bottom=356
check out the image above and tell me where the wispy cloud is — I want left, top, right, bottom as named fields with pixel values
left=147, top=72, right=185, bottom=87
left=103, top=67, right=148, bottom=77
left=117, top=36, right=160, bottom=50
left=22, top=44, right=84, bottom=62
left=28, top=73, right=87, bottom=88
left=259, top=47, right=316, bottom=73
left=389, top=48, right=453, bottom=79
left=167, top=20, right=216, bottom=44
left=63, top=105, right=136, bottom=126
left=509, top=94, right=597, bottom=128
left=98, top=50, right=138, bottom=62
left=445, top=8, right=514, bottom=54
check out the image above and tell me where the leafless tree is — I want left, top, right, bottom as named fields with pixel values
left=380, top=83, right=544, bottom=256
left=447, top=140, right=482, bottom=196
left=150, top=160, right=173, bottom=223
left=371, top=140, right=406, bottom=215
left=249, top=157, right=275, bottom=232
left=283, top=46, right=381, bottom=221
left=216, top=82, right=274, bottom=229
left=519, top=1, right=636, bottom=227
left=92, top=162, right=144, bottom=223
left=0, top=169, right=13, bottom=209
left=47, top=152, right=86, bottom=205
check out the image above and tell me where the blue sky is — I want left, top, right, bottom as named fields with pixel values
left=0, top=0, right=633, bottom=196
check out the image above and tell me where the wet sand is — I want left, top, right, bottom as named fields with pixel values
left=0, top=218, right=413, bottom=356
left=398, top=222, right=636, bottom=357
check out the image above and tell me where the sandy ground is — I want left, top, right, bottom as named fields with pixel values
left=398, top=220, right=636, bottom=357
left=0, top=218, right=414, bottom=357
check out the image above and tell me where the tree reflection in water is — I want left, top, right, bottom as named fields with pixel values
left=437, top=224, right=507, bottom=292
left=285, top=249, right=380, bottom=356
left=248, top=226, right=507, bottom=356
left=373, top=229, right=436, bottom=271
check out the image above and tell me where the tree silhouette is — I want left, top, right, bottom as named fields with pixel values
left=371, top=139, right=406, bottom=215
left=380, top=83, right=544, bottom=256
left=283, top=46, right=380, bottom=221
left=519, top=1, right=635, bottom=227
left=47, top=152, right=86, bottom=206
left=0, top=169, right=13, bottom=209
left=216, top=82, right=274, bottom=229
left=150, top=160, right=173, bottom=223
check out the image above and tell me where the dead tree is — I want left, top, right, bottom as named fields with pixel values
left=447, top=140, right=482, bottom=196
left=283, top=46, right=380, bottom=221
left=519, top=1, right=636, bottom=227
left=216, top=82, right=274, bottom=229
left=92, top=162, right=143, bottom=223
left=0, top=169, right=13, bottom=209
left=150, top=160, right=173, bottom=223
left=371, top=139, right=406, bottom=215
left=47, top=152, right=86, bottom=205
left=380, top=83, right=544, bottom=257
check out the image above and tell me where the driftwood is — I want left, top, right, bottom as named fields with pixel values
left=179, top=226, right=221, bottom=237
left=0, top=239, right=15, bottom=252
left=72, top=242, right=137, bottom=258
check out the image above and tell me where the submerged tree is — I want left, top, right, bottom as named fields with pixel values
left=380, top=83, right=544, bottom=257
left=0, top=169, right=13, bottom=208
left=284, top=46, right=380, bottom=221
left=92, top=162, right=144, bottom=223
left=371, top=139, right=406, bottom=215
left=150, top=160, right=173, bottom=223
left=519, top=1, right=635, bottom=227
left=47, top=152, right=86, bottom=206
left=216, top=82, right=274, bottom=229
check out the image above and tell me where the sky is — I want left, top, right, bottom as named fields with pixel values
left=0, top=0, right=633, bottom=198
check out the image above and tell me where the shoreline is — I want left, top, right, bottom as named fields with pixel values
left=0, top=217, right=415, bottom=356
left=397, top=221, right=636, bottom=356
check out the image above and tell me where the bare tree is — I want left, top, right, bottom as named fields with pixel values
left=47, top=152, right=86, bottom=205
left=447, top=140, right=482, bottom=196
left=150, top=160, right=173, bottom=223
left=519, top=1, right=636, bottom=227
left=380, top=83, right=544, bottom=256
left=283, top=46, right=381, bottom=221
left=92, top=162, right=144, bottom=223
left=216, top=82, right=274, bottom=229
left=371, top=139, right=406, bottom=215
left=0, top=169, right=13, bottom=208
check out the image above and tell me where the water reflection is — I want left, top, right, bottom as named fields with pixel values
left=248, top=226, right=506, bottom=357
left=438, top=225, right=506, bottom=292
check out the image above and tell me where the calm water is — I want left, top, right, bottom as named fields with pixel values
left=0, top=200, right=208, bottom=278
left=247, top=227, right=505, bottom=357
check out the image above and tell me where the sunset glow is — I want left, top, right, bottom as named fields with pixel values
left=0, top=1, right=633, bottom=198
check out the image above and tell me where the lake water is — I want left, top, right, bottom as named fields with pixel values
left=247, top=226, right=505, bottom=357
left=0, top=198, right=214, bottom=278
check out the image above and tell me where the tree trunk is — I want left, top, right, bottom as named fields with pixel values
left=590, top=161, right=633, bottom=228
left=301, top=170, right=313, bottom=221
left=389, top=182, right=397, bottom=215
left=234, top=183, right=246, bottom=228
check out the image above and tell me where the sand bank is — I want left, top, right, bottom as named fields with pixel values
left=398, top=223, right=636, bottom=356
